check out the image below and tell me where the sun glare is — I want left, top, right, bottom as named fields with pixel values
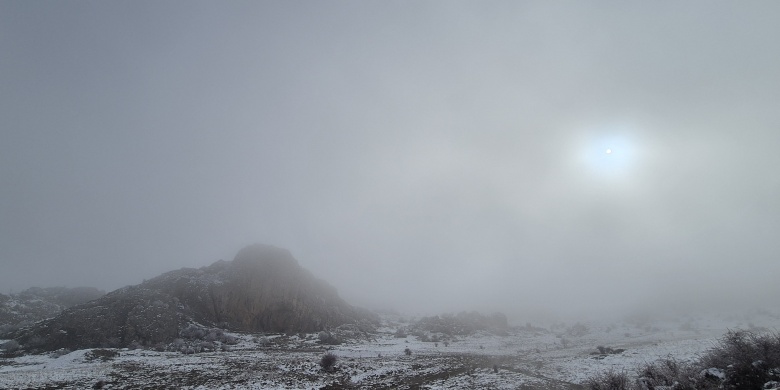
left=574, top=129, right=639, bottom=180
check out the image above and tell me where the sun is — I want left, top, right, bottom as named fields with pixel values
left=572, top=130, right=638, bottom=180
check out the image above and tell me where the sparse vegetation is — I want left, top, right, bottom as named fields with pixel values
left=410, top=311, right=509, bottom=337
left=637, top=358, right=716, bottom=390
left=4, top=311, right=780, bottom=390
left=700, top=330, right=780, bottom=389
left=586, top=330, right=780, bottom=390
left=586, top=370, right=631, bottom=390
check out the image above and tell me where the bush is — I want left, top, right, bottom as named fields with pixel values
left=180, top=324, right=207, bottom=340
left=220, top=334, right=238, bottom=345
left=199, top=341, right=215, bottom=351
left=320, top=352, right=337, bottom=371
left=636, top=358, right=705, bottom=390
left=318, top=331, right=341, bottom=345
left=585, top=370, right=631, bottom=390
left=585, top=330, right=780, bottom=390
left=700, top=330, right=780, bottom=389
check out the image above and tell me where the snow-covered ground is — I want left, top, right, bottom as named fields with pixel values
left=1, top=309, right=777, bottom=389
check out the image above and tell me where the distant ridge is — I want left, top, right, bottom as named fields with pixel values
left=6, top=244, right=378, bottom=351
left=0, top=287, right=105, bottom=333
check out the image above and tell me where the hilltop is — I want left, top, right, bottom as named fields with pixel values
left=5, top=244, right=377, bottom=351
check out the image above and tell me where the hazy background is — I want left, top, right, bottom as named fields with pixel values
left=2, top=1, right=779, bottom=321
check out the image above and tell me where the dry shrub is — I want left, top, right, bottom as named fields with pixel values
left=320, top=352, right=337, bottom=371
left=585, top=370, right=631, bottom=390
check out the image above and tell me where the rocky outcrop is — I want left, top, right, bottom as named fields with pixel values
left=142, top=244, right=373, bottom=333
left=410, top=311, right=509, bottom=337
left=10, top=244, right=378, bottom=351
left=0, top=287, right=104, bottom=334
left=11, top=287, right=182, bottom=351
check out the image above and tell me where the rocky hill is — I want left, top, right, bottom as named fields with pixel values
left=0, top=287, right=104, bottom=334
left=408, top=311, right=510, bottom=338
left=6, top=244, right=378, bottom=352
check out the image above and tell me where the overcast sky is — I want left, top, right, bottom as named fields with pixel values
left=2, top=1, right=779, bottom=320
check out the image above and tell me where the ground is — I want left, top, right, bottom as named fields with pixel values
left=1, top=310, right=777, bottom=389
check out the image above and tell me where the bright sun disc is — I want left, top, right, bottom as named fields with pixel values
left=574, top=130, right=638, bottom=179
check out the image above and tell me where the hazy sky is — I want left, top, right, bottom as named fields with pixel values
left=2, top=1, right=779, bottom=319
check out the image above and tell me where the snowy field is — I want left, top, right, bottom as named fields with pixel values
left=1, top=310, right=777, bottom=389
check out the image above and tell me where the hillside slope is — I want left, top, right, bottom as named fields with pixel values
left=0, top=287, right=104, bottom=333
left=8, top=244, right=377, bottom=351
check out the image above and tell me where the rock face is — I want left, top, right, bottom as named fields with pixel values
left=9, top=287, right=182, bottom=351
left=9, top=244, right=378, bottom=351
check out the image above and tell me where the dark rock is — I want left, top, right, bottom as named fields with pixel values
left=0, top=287, right=105, bottom=336
left=11, top=244, right=378, bottom=351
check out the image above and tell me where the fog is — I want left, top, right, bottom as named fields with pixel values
left=2, top=1, right=779, bottom=322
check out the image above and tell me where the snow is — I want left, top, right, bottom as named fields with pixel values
left=1, top=309, right=777, bottom=389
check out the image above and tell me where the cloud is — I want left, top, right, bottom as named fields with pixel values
left=1, top=1, right=779, bottom=320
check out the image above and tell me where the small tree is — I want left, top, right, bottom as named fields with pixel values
left=404, top=347, right=412, bottom=356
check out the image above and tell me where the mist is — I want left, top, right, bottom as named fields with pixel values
left=2, top=1, right=779, bottom=322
